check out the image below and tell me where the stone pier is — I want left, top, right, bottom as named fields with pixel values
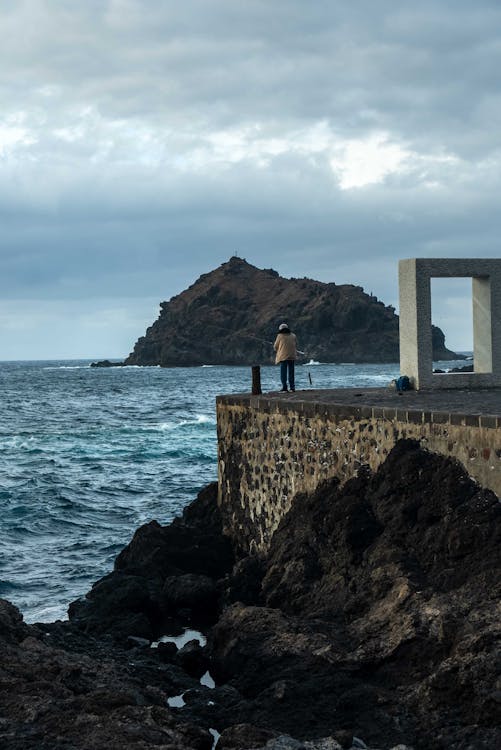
left=217, top=387, right=501, bottom=554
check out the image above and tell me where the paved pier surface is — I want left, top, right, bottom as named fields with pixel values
left=219, top=387, right=501, bottom=421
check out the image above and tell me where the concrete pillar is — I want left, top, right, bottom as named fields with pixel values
left=473, top=276, right=492, bottom=373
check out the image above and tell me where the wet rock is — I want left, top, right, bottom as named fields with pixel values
left=0, top=600, right=212, bottom=750
left=127, top=635, right=151, bottom=648
left=331, top=731, right=353, bottom=749
left=175, top=639, right=211, bottom=679
left=68, top=483, right=234, bottom=639
left=68, top=572, right=160, bottom=640
left=304, top=740, right=344, bottom=750
left=90, top=359, right=124, bottom=367
left=156, top=640, right=178, bottom=662
left=162, top=573, right=219, bottom=623
left=259, top=736, right=306, bottom=750
left=225, top=554, right=266, bottom=606
left=218, top=722, right=279, bottom=749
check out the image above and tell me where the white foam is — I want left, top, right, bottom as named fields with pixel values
left=25, top=603, right=68, bottom=624
left=181, top=414, right=215, bottom=426
left=0, top=436, right=37, bottom=450
left=43, top=365, right=90, bottom=370
left=200, top=670, right=215, bottom=688
left=209, top=728, right=220, bottom=749
left=152, top=628, right=207, bottom=649
left=167, top=693, right=186, bottom=707
left=157, top=414, right=216, bottom=431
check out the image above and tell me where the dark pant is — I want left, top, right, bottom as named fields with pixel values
left=280, top=359, right=295, bottom=390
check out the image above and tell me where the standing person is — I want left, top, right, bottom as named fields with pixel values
left=274, top=322, right=297, bottom=392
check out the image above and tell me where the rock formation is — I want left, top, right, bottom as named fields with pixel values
left=124, top=257, right=458, bottom=366
left=0, top=598, right=212, bottom=749
left=1, top=441, right=499, bottom=749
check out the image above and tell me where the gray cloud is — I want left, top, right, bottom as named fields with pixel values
left=1, top=0, right=501, bottom=357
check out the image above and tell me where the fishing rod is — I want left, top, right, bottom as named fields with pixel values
left=200, top=321, right=314, bottom=385
left=200, top=320, right=308, bottom=354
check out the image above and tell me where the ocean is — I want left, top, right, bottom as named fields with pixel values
left=0, top=358, right=468, bottom=623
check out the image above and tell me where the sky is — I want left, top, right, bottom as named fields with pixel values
left=1, top=0, right=500, bottom=359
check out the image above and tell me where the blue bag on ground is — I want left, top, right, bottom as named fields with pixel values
left=396, top=375, right=411, bottom=392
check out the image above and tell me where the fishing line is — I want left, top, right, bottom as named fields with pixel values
left=196, top=320, right=314, bottom=385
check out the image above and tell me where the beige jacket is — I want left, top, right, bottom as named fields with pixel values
left=274, top=332, right=297, bottom=364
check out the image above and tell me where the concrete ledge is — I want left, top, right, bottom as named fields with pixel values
left=216, top=386, right=501, bottom=425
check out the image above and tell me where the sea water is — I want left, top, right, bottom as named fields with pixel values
left=0, top=358, right=468, bottom=623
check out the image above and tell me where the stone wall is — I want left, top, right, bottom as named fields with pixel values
left=216, top=394, right=501, bottom=554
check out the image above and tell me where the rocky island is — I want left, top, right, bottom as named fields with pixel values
left=1, top=440, right=499, bottom=749
left=122, top=257, right=458, bottom=366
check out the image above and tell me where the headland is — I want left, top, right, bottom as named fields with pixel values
left=122, top=257, right=458, bottom=367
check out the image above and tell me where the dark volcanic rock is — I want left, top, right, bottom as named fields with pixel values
left=69, top=482, right=234, bottom=638
left=0, top=600, right=212, bottom=750
left=209, top=604, right=399, bottom=744
left=90, top=359, right=125, bottom=367
left=218, top=723, right=279, bottom=749
left=175, top=639, right=211, bottom=678
left=211, top=440, right=501, bottom=749
left=4, top=442, right=499, bottom=750
left=262, top=440, right=501, bottom=618
left=124, top=256, right=458, bottom=366
left=161, top=573, right=219, bottom=620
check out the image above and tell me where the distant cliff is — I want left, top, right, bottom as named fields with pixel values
left=124, top=257, right=458, bottom=366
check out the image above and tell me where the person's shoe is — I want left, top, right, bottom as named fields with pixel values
left=290, top=387, right=295, bottom=391
left=280, top=387, right=288, bottom=392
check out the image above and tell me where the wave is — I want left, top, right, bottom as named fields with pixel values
left=43, top=365, right=91, bottom=370
left=303, top=359, right=323, bottom=366
left=0, top=436, right=37, bottom=450
left=25, top=602, right=68, bottom=624
left=157, top=414, right=216, bottom=431
left=154, top=628, right=207, bottom=649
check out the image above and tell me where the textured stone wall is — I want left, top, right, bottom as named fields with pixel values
left=217, top=396, right=501, bottom=554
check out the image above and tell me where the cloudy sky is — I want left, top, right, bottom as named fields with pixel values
left=1, top=0, right=500, bottom=359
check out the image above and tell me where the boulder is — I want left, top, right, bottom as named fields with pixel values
left=218, top=723, right=279, bottom=749
left=175, top=639, right=211, bottom=679
left=68, top=483, right=234, bottom=639
left=161, top=574, right=219, bottom=623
